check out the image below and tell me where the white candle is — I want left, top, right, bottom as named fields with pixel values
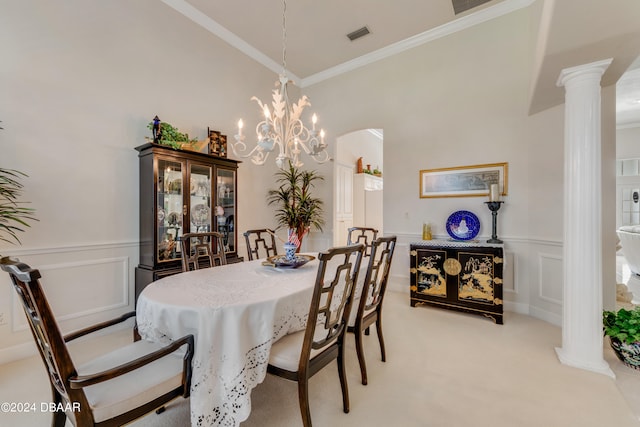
left=312, top=114, right=317, bottom=130
left=237, top=119, right=243, bottom=136
left=489, top=184, right=500, bottom=201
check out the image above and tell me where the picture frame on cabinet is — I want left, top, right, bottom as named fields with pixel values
left=208, top=128, right=220, bottom=156
left=419, top=162, right=508, bottom=198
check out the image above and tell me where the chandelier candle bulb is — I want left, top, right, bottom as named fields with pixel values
left=237, top=119, right=243, bottom=136
left=312, top=113, right=317, bottom=130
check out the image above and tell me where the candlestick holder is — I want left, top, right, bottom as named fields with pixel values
left=485, top=201, right=504, bottom=244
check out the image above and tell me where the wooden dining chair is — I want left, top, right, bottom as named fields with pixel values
left=347, top=227, right=378, bottom=256
left=267, top=244, right=365, bottom=427
left=0, top=257, right=194, bottom=427
left=243, top=228, right=278, bottom=260
left=179, top=231, right=226, bottom=272
left=348, top=235, right=397, bottom=385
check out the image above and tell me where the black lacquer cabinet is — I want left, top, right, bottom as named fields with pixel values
left=410, top=240, right=504, bottom=324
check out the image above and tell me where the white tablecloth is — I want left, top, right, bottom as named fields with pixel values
left=136, top=256, right=320, bottom=426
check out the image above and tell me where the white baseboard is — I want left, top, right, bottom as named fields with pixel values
left=0, top=341, right=37, bottom=365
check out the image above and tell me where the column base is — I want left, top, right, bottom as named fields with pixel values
left=555, top=347, right=615, bottom=378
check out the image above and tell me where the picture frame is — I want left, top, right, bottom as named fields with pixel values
left=419, top=162, right=508, bottom=198
left=218, top=134, right=227, bottom=158
left=208, top=128, right=220, bottom=156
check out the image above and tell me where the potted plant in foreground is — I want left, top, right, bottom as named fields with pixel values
left=603, top=306, right=640, bottom=370
left=267, top=161, right=324, bottom=252
left=0, top=122, right=37, bottom=250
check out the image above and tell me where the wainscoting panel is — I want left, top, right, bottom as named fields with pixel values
left=527, top=240, right=563, bottom=326
left=0, top=241, right=138, bottom=364
left=538, top=253, right=563, bottom=305
left=11, top=257, right=129, bottom=333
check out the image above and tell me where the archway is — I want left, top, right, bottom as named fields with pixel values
left=333, top=129, right=383, bottom=246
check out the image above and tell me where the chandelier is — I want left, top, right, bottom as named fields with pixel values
left=231, top=0, right=330, bottom=168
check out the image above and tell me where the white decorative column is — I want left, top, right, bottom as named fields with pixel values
left=555, top=58, right=614, bottom=377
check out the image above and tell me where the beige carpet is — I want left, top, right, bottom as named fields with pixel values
left=1, top=291, right=639, bottom=427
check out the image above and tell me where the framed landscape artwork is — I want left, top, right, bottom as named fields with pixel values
left=419, top=162, right=508, bottom=198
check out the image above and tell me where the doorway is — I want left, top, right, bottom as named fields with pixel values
left=333, top=129, right=384, bottom=246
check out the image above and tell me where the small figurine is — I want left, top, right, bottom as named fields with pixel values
left=152, top=115, right=162, bottom=143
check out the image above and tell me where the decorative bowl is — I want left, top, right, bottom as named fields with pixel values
left=264, top=254, right=315, bottom=269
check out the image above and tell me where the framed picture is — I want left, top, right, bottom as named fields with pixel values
left=208, top=128, right=220, bottom=156
left=218, top=134, right=227, bottom=158
left=419, top=162, right=508, bottom=198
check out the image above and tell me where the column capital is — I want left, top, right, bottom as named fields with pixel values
left=556, top=58, right=613, bottom=87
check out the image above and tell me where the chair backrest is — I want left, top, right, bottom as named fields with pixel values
left=300, top=244, right=365, bottom=367
left=356, top=236, right=397, bottom=319
left=180, top=232, right=227, bottom=272
left=243, top=228, right=278, bottom=261
left=347, top=227, right=378, bottom=256
left=0, top=257, right=92, bottom=421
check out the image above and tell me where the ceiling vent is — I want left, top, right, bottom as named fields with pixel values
left=347, top=26, right=371, bottom=42
left=452, top=0, right=492, bottom=15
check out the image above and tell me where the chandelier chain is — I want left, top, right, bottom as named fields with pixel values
left=282, top=0, right=287, bottom=73
left=231, top=0, right=330, bottom=168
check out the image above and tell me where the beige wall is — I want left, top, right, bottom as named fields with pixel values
left=0, top=0, right=279, bottom=360
left=303, top=7, right=571, bottom=320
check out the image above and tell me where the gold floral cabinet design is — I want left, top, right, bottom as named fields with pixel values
left=410, top=241, right=504, bottom=324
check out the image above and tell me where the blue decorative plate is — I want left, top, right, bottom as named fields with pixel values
left=446, top=210, right=480, bottom=241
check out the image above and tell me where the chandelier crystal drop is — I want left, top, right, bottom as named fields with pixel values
left=231, top=0, right=330, bottom=168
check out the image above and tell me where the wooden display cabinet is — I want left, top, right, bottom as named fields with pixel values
left=134, top=143, right=242, bottom=301
left=410, top=240, right=504, bottom=324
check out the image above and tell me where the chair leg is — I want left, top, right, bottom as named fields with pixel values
left=51, top=392, right=66, bottom=427
left=52, top=409, right=67, bottom=427
left=354, top=327, right=368, bottom=385
left=297, top=379, right=312, bottom=427
left=376, top=315, right=386, bottom=363
left=337, top=343, right=350, bottom=414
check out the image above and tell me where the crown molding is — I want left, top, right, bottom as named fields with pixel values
left=300, top=0, right=535, bottom=87
left=160, top=0, right=301, bottom=84
left=162, top=0, right=533, bottom=88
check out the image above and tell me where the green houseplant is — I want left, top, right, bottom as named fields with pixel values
left=267, top=162, right=324, bottom=250
left=0, top=123, right=37, bottom=246
left=603, top=306, right=640, bottom=370
left=146, top=119, right=198, bottom=150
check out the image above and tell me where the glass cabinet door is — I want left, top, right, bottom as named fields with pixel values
left=189, top=163, right=212, bottom=233
left=157, top=159, right=184, bottom=263
left=215, top=168, right=236, bottom=254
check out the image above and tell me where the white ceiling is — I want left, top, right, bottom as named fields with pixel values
left=617, top=61, right=640, bottom=128
left=162, top=0, right=640, bottom=127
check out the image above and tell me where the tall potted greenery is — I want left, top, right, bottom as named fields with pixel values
left=267, top=162, right=324, bottom=251
left=603, top=306, right=640, bottom=370
left=0, top=122, right=37, bottom=247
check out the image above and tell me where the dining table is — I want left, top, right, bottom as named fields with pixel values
left=135, top=255, right=321, bottom=427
